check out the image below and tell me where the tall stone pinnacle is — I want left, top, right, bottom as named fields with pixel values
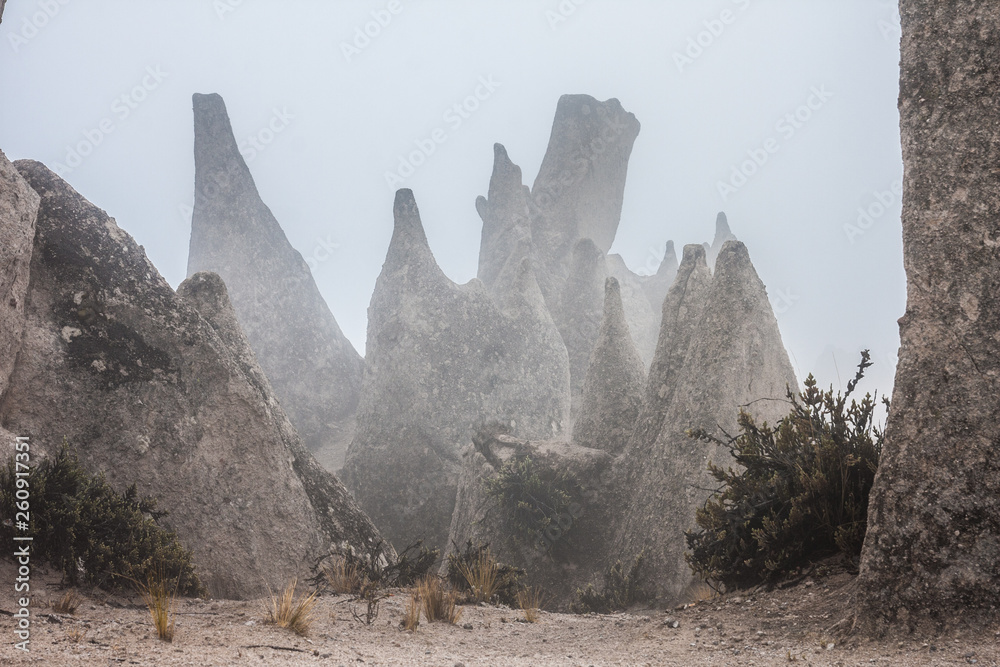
left=186, top=92, right=363, bottom=470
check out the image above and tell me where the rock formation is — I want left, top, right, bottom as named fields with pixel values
left=706, top=212, right=737, bottom=269
left=2, top=161, right=385, bottom=598
left=615, top=241, right=797, bottom=601
left=341, top=189, right=570, bottom=552
left=605, top=254, right=660, bottom=365
left=186, top=92, right=363, bottom=470
left=641, top=240, right=679, bottom=312
left=0, top=149, right=37, bottom=398
left=475, top=143, right=533, bottom=293
left=856, top=1, right=1000, bottom=632
left=573, top=278, right=647, bottom=453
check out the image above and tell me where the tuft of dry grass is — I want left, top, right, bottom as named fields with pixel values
left=265, top=578, right=317, bottom=637
left=683, top=580, right=720, bottom=605
left=517, top=587, right=544, bottom=623
left=66, top=627, right=87, bottom=643
left=53, top=591, right=81, bottom=614
left=417, top=576, right=461, bottom=624
left=456, top=548, right=500, bottom=604
left=402, top=591, right=421, bottom=631
left=136, top=570, right=178, bottom=642
left=324, top=557, right=363, bottom=595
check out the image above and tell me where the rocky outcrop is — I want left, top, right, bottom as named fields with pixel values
left=640, top=240, right=678, bottom=316
left=475, top=143, right=533, bottom=292
left=2, top=161, right=385, bottom=599
left=445, top=432, right=616, bottom=610
left=186, top=92, right=363, bottom=470
left=706, top=212, right=737, bottom=269
left=615, top=241, right=797, bottom=602
left=573, top=278, right=647, bottom=453
left=341, top=189, right=570, bottom=552
left=0, top=149, right=38, bottom=396
left=556, top=239, right=607, bottom=412
left=857, top=1, right=1000, bottom=633
left=606, top=254, right=660, bottom=365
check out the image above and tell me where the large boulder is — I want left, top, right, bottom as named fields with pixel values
left=573, top=278, right=647, bottom=454
left=341, top=189, right=570, bottom=552
left=615, top=241, right=797, bottom=601
left=186, top=92, right=363, bottom=470
left=856, top=1, right=1000, bottom=633
left=2, top=161, right=385, bottom=599
left=0, top=149, right=38, bottom=396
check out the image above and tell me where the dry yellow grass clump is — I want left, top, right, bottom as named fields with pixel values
left=136, top=570, right=178, bottom=642
left=265, top=578, right=318, bottom=637
left=517, top=587, right=544, bottom=623
left=417, top=576, right=461, bottom=624
left=52, top=591, right=81, bottom=614
left=324, top=557, right=364, bottom=595
left=457, top=548, right=501, bottom=603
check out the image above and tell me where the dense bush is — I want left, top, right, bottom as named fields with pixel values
left=573, top=553, right=651, bottom=613
left=685, top=351, right=885, bottom=590
left=310, top=538, right=439, bottom=592
left=446, top=540, right=523, bottom=606
left=482, top=453, right=579, bottom=553
left=0, top=445, right=202, bottom=595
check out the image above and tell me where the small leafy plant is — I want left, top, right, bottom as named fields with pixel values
left=573, top=553, right=650, bottom=613
left=0, top=445, right=201, bottom=595
left=685, top=351, right=885, bottom=590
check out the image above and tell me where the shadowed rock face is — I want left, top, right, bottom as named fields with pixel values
left=3, top=162, right=385, bottom=598
left=341, top=189, right=570, bottom=552
left=0, top=149, right=38, bottom=397
left=857, top=1, right=1000, bottom=633
left=573, top=278, right=647, bottom=453
left=615, top=241, right=797, bottom=601
left=186, top=92, right=363, bottom=470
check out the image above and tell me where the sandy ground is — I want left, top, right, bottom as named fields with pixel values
left=2, top=560, right=998, bottom=666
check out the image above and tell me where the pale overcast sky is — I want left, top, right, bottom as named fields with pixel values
left=0, top=0, right=904, bottom=402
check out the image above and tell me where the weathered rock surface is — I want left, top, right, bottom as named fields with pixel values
left=0, top=149, right=38, bottom=396
left=857, top=1, right=1000, bottom=632
left=3, top=161, right=385, bottom=599
left=615, top=241, right=797, bottom=602
left=556, top=238, right=608, bottom=413
left=475, top=143, right=533, bottom=293
left=445, top=432, right=616, bottom=610
left=186, top=92, right=363, bottom=470
left=573, top=278, right=647, bottom=453
left=606, top=253, right=660, bottom=365
left=341, top=189, right=570, bottom=552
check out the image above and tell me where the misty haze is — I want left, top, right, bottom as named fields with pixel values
left=1, top=2, right=998, bottom=665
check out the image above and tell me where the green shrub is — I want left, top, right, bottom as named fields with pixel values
left=446, top=540, right=523, bottom=606
left=0, top=445, right=202, bottom=595
left=482, top=453, right=579, bottom=553
left=572, top=553, right=651, bottom=613
left=685, top=351, right=885, bottom=591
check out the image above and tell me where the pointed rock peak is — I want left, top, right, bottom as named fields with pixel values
left=177, top=270, right=231, bottom=316
left=392, top=188, right=429, bottom=247
left=487, top=142, right=524, bottom=200
left=656, top=240, right=678, bottom=277
left=680, top=243, right=709, bottom=273
left=715, top=211, right=732, bottom=239
left=601, top=277, right=632, bottom=338
left=553, top=94, right=640, bottom=132
left=192, top=92, right=249, bottom=176
left=712, top=239, right=753, bottom=281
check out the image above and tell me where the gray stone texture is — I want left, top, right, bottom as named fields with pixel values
left=0, top=149, right=38, bottom=397
left=857, top=1, right=1000, bottom=632
left=573, top=278, right=647, bottom=454
left=615, top=241, right=797, bottom=601
left=3, top=162, right=384, bottom=599
left=186, top=93, right=363, bottom=470
left=341, top=189, right=570, bottom=552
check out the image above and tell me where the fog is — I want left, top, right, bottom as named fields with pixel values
left=0, top=0, right=904, bottom=401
